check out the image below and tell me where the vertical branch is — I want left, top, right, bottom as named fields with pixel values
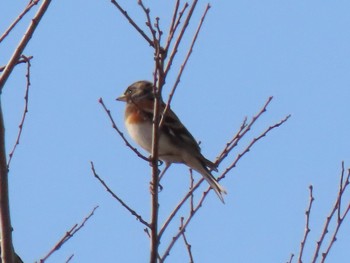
left=0, top=102, right=14, bottom=263
left=297, top=185, right=314, bottom=263
left=0, top=0, right=52, bottom=92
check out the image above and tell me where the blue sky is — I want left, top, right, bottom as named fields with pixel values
left=1, top=0, right=350, bottom=262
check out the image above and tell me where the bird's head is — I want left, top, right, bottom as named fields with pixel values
left=117, top=80, right=155, bottom=103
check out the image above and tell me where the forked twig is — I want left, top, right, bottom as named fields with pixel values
left=38, top=206, right=99, bottom=263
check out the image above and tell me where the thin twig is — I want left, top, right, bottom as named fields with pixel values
left=165, top=0, right=180, bottom=51
left=297, top=185, right=314, bottom=263
left=164, top=1, right=189, bottom=53
left=0, top=56, right=34, bottom=73
left=7, top=55, right=33, bottom=168
left=0, top=0, right=52, bottom=91
left=0, top=99, right=14, bottom=263
left=160, top=114, right=290, bottom=261
left=311, top=162, right=350, bottom=263
left=160, top=4, right=211, bottom=128
left=99, top=98, right=149, bottom=162
left=0, top=0, right=39, bottom=43
left=38, top=206, right=99, bottom=263
left=219, top=114, right=291, bottom=180
left=180, top=217, right=194, bottom=263
left=287, top=254, right=294, bottom=263
left=320, top=165, right=350, bottom=263
left=138, top=0, right=157, bottom=43
left=90, top=161, right=151, bottom=228
left=110, top=0, right=154, bottom=47
left=65, top=254, right=74, bottom=263
left=158, top=100, right=289, bottom=241
left=216, top=96, right=273, bottom=166
left=164, top=0, right=199, bottom=76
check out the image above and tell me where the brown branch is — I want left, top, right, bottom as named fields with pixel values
left=110, top=0, right=154, bottom=47
left=99, top=98, right=149, bottom=162
left=164, top=1, right=189, bottom=53
left=297, top=185, right=314, bottom=263
left=149, top=69, right=162, bottom=263
left=216, top=96, right=273, bottom=166
left=0, top=56, right=34, bottom=73
left=7, top=55, right=33, bottom=169
left=161, top=113, right=290, bottom=261
left=159, top=99, right=289, bottom=241
left=0, top=101, right=14, bottom=263
left=219, top=114, right=291, bottom=180
left=287, top=254, right=294, bottom=263
left=159, top=4, right=211, bottom=128
left=90, top=161, right=151, bottom=229
left=164, top=0, right=199, bottom=76
left=38, top=206, right=99, bottom=263
left=320, top=164, right=350, bottom=263
left=0, top=0, right=39, bottom=44
left=138, top=0, right=157, bottom=43
left=312, top=162, right=350, bottom=263
left=180, top=217, right=194, bottom=263
left=65, top=254, right=74, bottom=263
left=0, top=0, right=52, bottom=92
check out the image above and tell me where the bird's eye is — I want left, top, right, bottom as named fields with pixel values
left=126, top=88, right=133, bottom=95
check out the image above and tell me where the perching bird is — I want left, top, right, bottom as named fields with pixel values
left=117, top=80, right=227, bottom=203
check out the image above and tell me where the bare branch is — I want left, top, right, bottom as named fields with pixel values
left=287, top=253, right=294, bottom=263
left=138, top=0, right=157, bottom=43
left=65, top=254, right=74, bottom=263
left=0, top=0, right=39, bottom=43
left=160, top=4, right=211, bottom=128
left=90, top=161, right=151, bottom=229
left=164, top=0, right=199, bottom=76
left=7, top=55, right=33, bottom=168
left=99, top=98, right=149, bottom=162
left=0, top=101, right=14, bottom=263
left=164, top=1, right=189, bottom=52
left=297, top=185, right=314, bottom=263
left=180, top=217, right=194, bottom=263
left=159, top=99, right=289, bottom=242
left=216, top=96, right=273, bottom=165
left=110, top=0, right=154, bottom=47
left=161, top=113, right=290, bottom=261
left=219, top=114, right=291, bottom=180
left=38, top=206, right=99, bottom=263
left=0, top=55, right=33, bottom=73
left=0, top=0, right=53, bottom=91
left=320, top=164, right=350, bottom=263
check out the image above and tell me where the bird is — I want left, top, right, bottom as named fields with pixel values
left=116, top=80, right=227, bottom=203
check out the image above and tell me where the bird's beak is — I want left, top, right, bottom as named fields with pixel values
left=116, top=94, right=127, bottom=102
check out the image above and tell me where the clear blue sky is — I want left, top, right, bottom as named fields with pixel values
left=1, top=0, right=350, bottom=262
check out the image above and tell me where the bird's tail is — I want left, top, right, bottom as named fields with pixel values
left=202, top=169, right=227, bottom=203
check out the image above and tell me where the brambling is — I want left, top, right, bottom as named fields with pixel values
left=117, top=80, right=227, bottom=203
